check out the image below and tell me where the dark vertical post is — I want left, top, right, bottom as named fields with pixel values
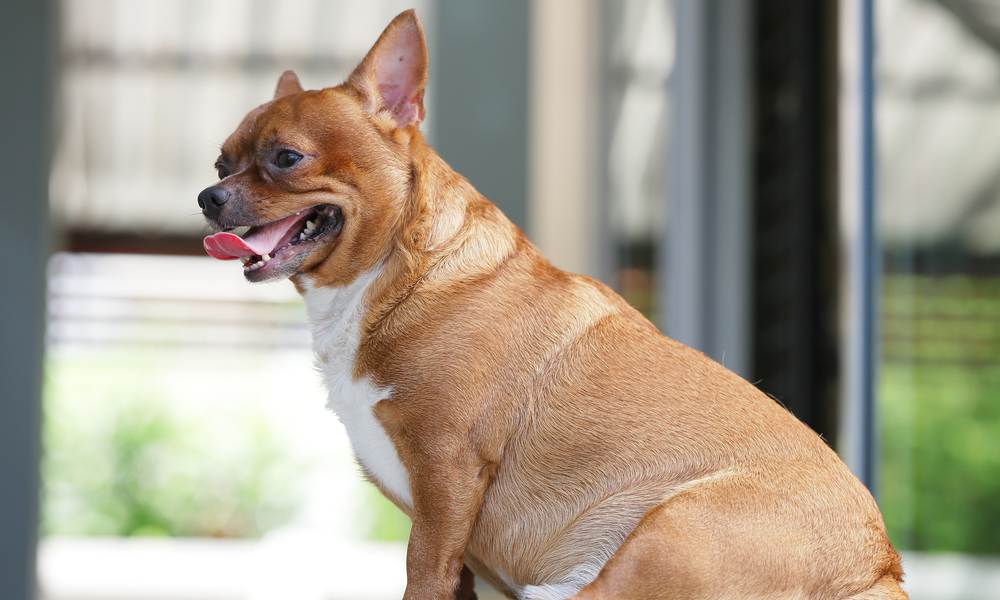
left=752, top=0, right=841, bottom=440
left=0, top=0, right=53, bottom=598
left=430, top=0, right=531, bottom=230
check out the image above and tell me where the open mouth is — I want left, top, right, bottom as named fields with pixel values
left=202, top=204, right=343, bottom=280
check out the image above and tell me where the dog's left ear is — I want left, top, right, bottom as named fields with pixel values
left=274, top=70, right=303, bottom=99
left=348, top=9, right=428, bottom=128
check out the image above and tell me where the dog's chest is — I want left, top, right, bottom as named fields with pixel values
left=301, top=272, right=413, bottom=508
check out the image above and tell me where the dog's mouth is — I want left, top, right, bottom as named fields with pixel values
left=202, top=204, right=344, bottom=281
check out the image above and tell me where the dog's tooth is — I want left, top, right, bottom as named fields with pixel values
left=262, top=253, right=271, bottom=262
left=305, top=220, right=316, bottom=230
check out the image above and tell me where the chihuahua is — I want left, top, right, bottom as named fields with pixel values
left=199, top=10, right=905, bottom=600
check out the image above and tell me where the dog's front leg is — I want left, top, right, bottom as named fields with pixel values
left=401, top=443, right=492, bottom=600
left=455, top=565, right=478, bottom=600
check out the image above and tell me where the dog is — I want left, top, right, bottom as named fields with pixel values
left=199, top=9, right=906, bottom=600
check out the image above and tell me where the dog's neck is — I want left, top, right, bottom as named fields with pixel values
left=296, top=130, right=527, bottom=377
left=403, top=134, right=483, bottom=249
left=353, top=135, right=525, bottom=369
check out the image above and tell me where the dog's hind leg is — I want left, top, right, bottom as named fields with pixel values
left=454, top=565, right=478, bottom=600
left=569, top=488, right=728, bottom=600
left=571, top=473, right=903, bottom=600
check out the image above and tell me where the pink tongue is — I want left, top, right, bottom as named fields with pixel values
left=203, top=212, right=306, bottom=260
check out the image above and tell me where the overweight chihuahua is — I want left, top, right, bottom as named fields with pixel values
left=200, top=10, right=906, bottom=600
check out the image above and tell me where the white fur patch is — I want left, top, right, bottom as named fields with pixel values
left=497, top=562, right=603, bottom=599
left=512, top=564, right=603, bottom=600
left=520, top=582, right=587, bottom=600
left=301, top=269, right=413, bottom=508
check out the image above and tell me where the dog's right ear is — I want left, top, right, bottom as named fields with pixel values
left=274, top=70, right=303, bottom=99
left=347, top=9, right=428, bottom=128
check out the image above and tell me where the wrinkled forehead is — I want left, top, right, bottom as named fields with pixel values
left=219, top=88, right=365, bottom=159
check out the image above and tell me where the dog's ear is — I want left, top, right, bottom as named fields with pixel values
left=348, top=9, right=428, bottom=128
left=274, top=70, right=304, bottom=99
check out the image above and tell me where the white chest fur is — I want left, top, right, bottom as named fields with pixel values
left=301, top=270, right=413, bottom=508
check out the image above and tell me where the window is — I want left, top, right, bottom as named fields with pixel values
left=878, top=0, right=1000, bottom=594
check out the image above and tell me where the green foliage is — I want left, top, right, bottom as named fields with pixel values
left=363, top=484, right=411, bottom=542
left=880, top=275, right=1000, bottom=554
left=42, top=352, right=304, bottom=538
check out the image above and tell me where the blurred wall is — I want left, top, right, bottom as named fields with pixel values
left=432, top=0, right=530, bottom=229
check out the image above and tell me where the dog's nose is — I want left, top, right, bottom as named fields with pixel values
left=198, top=186, right=230, bottom=219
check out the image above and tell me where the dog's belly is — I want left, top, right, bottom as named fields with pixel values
left=465, top=551, right=598, bottom=600
left=469, top=456, right=713, bottom=598
left=470, top=513, right=624, bottom=600
left=470, top=488, right=654, bottom=599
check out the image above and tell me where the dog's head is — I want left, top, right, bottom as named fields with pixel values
left=200, top=10, right=427, bottom=285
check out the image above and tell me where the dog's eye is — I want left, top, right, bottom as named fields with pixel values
left=274, top=150, right=303, bottom=169
left=215, top=161, right=230, bottom=180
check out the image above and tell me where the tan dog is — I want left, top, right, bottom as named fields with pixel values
left=198, top=10, right=906, bottom=600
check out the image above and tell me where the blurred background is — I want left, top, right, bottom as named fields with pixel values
left=1, top=0, right=999, bottom=598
